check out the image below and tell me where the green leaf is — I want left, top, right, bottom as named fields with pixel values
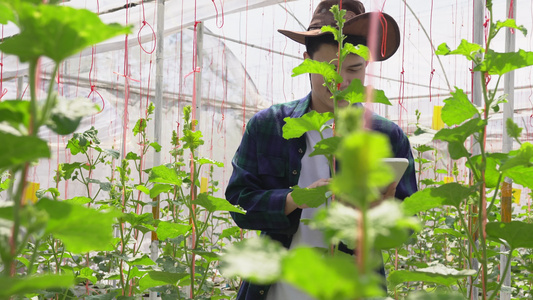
left=156, top=221, right=191, bottom=241
left=336, top=79, right=391, bottom=105
left=219, top=226, right=242, bottom=240
left=149, top=142, right=162, bottom=152
left=282, top=110, right=333, bottom=139
left=0, top=2, right=15, bottom=25
left=66, top=127, right=99, bottom=155
left=290, top=185, right=329, bottom=208
left=486, top=221, right=533, bottom=249
left=282, top=247, right=378, bottom=300
left=441, top=88, right=478, bottom=126
left=133, top=118, right=147, bottom=136
left=311, top=201, right=419, bottom=250
left=36, top=198, right=117, bottom=253
left=475, top=49, right=533, bottom=75
left=495, top=19, right=527, bottom=36
left=196, top=157, right=224, bottom=167
left=330, top=131, right=393, bottom=205
left=406, top=291, right=468, bottom=300
left=342, top=43, right=370, bottom=61
left=434, top=228, right=464, bottom=239
left=0, top=100, right=30, bottom=130
left=148, top=165, right=183, bottom=186
left=191, top=250, right=220, bottom=263
left=136, top=185, right=150, bottom=195
left=47, top=97, right=99, bottom=135
left=195, top=193, right=246, bottom=214
left=0, top=133, right=50, bottom=169
left=0, top=274, right=73, bottom=298
left=388, top=264, right=476, bottom=287
left=180, top=129, right=204, bottom=150
left=292, top=59, right=343, bottom=85
left=413, top=145, right=434, bottom=153
left=139, top=271, right=187, bottom=292
left=0, top=5, right=131, bottom=63
left=77, top=267, right=97, bottom=284
left=126, top=151, right=141, bottom=160
left=506, top=118, right=523, bottom=140
left=501, top=143, right=533, bottom=171
left=220, top=236, right=287, bottom=284
left=435, top=40, right=482, bottom=61
left=402, top=183, right=472, bottom=215
left=310, top=136, right=341, bottom=157
left=64, top=196, right=92, bottom=206
left=149, top=184, right=173, bottom=199
left=435, top=43, right=451, bottom=55
left=127, top=254, right=156, bottom=266
left=433, top=118, right=487, bottom=159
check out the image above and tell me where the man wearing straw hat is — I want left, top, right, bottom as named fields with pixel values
left=225, top=0, right=417, bottom=299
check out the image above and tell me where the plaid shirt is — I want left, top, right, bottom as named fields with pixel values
left=225, top=93, right=417, bottom=300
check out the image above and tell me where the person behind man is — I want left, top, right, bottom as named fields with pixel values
left=225, top=0, right=417, bottom=299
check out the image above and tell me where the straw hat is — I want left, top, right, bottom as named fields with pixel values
left=278, top=0, right=400, bottom=61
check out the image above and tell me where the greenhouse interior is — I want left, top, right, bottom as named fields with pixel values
left=1, top=0, right=533, bottom=299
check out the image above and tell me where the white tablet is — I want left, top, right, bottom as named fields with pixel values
left=383, top=158, right=409, bottom=183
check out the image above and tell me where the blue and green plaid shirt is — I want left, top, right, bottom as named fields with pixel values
left=225, top=93, right=417, bottom=299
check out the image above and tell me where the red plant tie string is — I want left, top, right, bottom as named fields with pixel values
left=379, top=12, right=388, bottom=59
left=429, top=0, right=434, bottom=102
left=508, top=0, right=515, bottom=34
left=211, top=0, right=225, bottom=28
left=397, top=1, right=407, bottom=113
left=87, top=86, right=105, bottom=114
left=137, top=0, right=156, bottom=54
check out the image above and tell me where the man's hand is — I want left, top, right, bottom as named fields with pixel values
left=370, top=182, right=398, bottom=208
left=284, top=178, right=330, bottom=215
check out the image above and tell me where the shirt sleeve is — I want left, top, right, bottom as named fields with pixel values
left=225, top=116, right=297, bottom=232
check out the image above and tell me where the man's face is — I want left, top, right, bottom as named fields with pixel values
left=305, top=43, right=367, bottom=113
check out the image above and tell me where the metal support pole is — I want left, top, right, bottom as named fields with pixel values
left=500, top=1, right=517, bottom=299
left=194, top=22, right=204, bottom=131
left=150, top=0, right=165, bottom=299
left=470, top=0, right=485, bottom=299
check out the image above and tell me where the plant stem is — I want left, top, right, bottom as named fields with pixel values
left=487, top=246, right=514, bottom=300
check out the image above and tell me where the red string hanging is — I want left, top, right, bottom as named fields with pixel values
left=137, top=0, right=156, bottom=54
left=212, top=0, right=225, bottom=28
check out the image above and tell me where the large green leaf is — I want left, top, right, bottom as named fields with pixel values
left=342, top=43, right=370, bottom=61
left=148, top=165, right=183, bottom=186
left=220, top=236, right=287, bottom=284
left=149, top=184, right=173, bottom=199
left=0, top=4, right=130, bottom=63
left=47, top=97, right=99, bottom=135
left=486, top=221, right=533, bottom=249
left=66, top=127, right=99, bottom=155
left=127, top=254, right=156, bottom=266
left=441, top=88, right=478, bottom=126
left=475, top=49, right=533, bottom=75
left=389, top=264, right=476, bottom=287
left=0, top=2, right=15, bottom=25
left=435, top=40, right=482, bottom=61
left=36, top=198, right=117, bottom=253
left=0, top=132, right=50, bottom=169
left=330, top=131, right=393, bottom=205
left=292, top=59, right=343, bottom=85
left=402, top=183, right=472, bottom=215
left=335, top=79, right=391, bottom=105
left=0, top=100, right=30, bottom=130
left=156, top=221, right=191, bottom=241
left=282, top=110, right=333, bottom=139
left=433, top=118, right=486, bottom=159
left=311, top=201, right=419, bottom=250
left=406, top=291, right=468, bottom=300
left=195, top=193, right=245, bottom=214
left=282, top=247, right=377, bottom=300
left=290, top=185, right=329, bottom=208
left=139, top=271, right=187, bottom=292
left=310, top=136, right=341, bottom=157
left=500, top=142, right=533, bottom=171
left=0, top=274, right=73, bottom=298
left=504, top=166, right=533, bottom=189
left=495, top=19, right=527, bottom=36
